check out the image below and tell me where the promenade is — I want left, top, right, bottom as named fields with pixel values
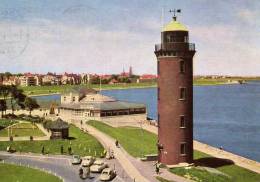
left=143, top=123, right=260, bottom=174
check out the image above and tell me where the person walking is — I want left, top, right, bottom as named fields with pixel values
left=115, top=140, right=119, bottom=147
left=79, top=167, right=83, bottom=179
left=154, top=161, right=160, bottom=175
left=41, top=146, right=45, bottom=155
left=68, top=146, right=72, bottom=155
left=60, top=145, right=63, bottom=154
left=85, top=166, right=90, bottom=178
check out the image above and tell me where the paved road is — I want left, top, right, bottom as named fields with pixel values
left=0, top=152, right=129, bottom=182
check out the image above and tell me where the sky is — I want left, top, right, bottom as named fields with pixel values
left=0, top=0, right=259, bottom=76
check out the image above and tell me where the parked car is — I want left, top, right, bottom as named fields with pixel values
left=81, top=156, right=95, bottom=167
left=71, top=155, right=82, bottom=165
left=79, top=167, right=90, bottom=179
left=99, top=168, right=117, bottom=181
left=90, top=160, right=108, bottom=173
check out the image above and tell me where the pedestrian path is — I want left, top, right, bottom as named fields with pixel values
left=77, top=122, right=192, bottom=182
left=76, top=122, right=149, bottom=182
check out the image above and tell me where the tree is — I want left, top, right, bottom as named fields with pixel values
left=4, top=72, right=12, bottom=79
left=24, top=97, right=39, bottom=116
left=9, top=85, right=26, bottom=114
left=90, top=76, right=100, bottom=84
left=0, top=85, right=10, bottom=115
left=0, top=99, right=7, bottom=118
left=0, top=85, right=10, bottom=100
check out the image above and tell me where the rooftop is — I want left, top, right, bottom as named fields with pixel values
left=162, top=19, right=188, bottom=32
left=49, top=118, right=69, bottom=129
left=60, top=100, right=145, bottom=111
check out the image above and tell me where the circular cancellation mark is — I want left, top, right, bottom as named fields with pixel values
left=0, top=7, right=30, bottom=59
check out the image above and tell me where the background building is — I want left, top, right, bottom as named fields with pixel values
left=19, top=74, right=42, bottom=86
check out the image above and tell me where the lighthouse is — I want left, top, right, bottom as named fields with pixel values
left=155, top=10, right=196, bottom=165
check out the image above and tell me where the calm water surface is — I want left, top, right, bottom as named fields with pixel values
left=35, top=82, right=260, bottom=162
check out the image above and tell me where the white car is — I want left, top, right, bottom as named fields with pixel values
left=90, top=160, right=108, bottom=173
left=71, top=155, right=82, bottom=165
left=99, top=168, right=117, bottom=181
left=81, top=156, right=95, bottom=167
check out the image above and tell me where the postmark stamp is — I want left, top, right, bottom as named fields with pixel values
left=0, top=8, right=30, bottom=59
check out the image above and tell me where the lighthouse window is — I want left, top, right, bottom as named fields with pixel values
left=157, top=61, right=160, bottom=75
left=180, top=87, right=186, bottom=100
left=180, top=143, right=187, bottom=155
left=166, top=35, right=171, bottom=42
left=180, top=115, right=186, bottom=128
left=180, top=60, right=185, bottom=73
left=158, top=114, right=160, bottom=128
left=184, top=36, right=189, bottom=43
left=158, top=87, right=160, bottom=100
left=170, top=36, right=175, bottom=42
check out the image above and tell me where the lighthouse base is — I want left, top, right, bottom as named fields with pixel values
left=167, top=162, right=194, bottom=169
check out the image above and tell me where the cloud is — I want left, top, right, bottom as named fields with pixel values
left=237, top=9, right=256, bottom=24
left=1, top=7, right=260, bottom=77
left=190, top=24, right=260, bottom=76
left=0, top=18, right=159, bottom=74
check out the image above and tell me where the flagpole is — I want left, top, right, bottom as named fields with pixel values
left=161, top=6, right=164, bottom=29
left=161, top=6, right=165, bottom=44
left=99, top=74, right=102, bottom=92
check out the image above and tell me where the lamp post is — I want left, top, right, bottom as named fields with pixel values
left=139, top=120, right=144, bottom=158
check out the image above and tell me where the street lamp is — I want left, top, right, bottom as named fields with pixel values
left=139, top=120, right=144, bottom=158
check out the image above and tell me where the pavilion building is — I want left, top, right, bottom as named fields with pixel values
left=58, top=88, right=147, bottom=126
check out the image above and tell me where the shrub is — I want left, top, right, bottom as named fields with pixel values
left=18, top=114, right=26, bottom=118
left=43, top=120, right=52, bottom=129
left=4, top=114, right=17, bottom=119
left=0, top=119, right=18, bottom=128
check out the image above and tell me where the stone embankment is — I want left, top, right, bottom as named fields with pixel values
left=143, top=123, right=260, bottom=174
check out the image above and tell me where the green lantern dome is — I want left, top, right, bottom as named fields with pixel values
left=162, top=19, right=188, bottom=32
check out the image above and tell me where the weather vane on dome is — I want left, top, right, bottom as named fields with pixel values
left=169, top=9, right=181, bottom=21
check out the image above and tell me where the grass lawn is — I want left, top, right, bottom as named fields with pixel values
left=0, top=122, right=45, bottom=137
left=193, top=78, right=228, bottom=85
left=170, top=150, right=260, bottom=182
left=12, top=77, right=259, bottom=97
left=0, top=162, right=62, bottom=182
left=0, top=125, right=104, bottom=157
left=156, top=176, right=173, bottom=182
left=17, top=79, right=245, bottom=97
left=87, top=120, right=157, bottom=157
left=19, top=82, right=157, bottom=96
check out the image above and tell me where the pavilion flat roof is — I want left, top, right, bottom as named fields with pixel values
left=60, top=100, right=146, bottom=111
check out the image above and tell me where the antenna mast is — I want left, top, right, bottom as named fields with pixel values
left=169, top=9, right=181, bottom=21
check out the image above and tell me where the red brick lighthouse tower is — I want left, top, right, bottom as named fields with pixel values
left=155, top=10, right=196, bottom=165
